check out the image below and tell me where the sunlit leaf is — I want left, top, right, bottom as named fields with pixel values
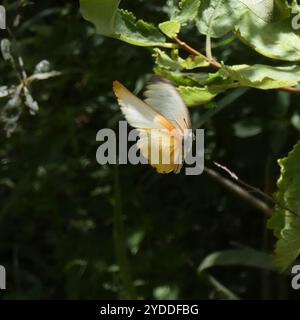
left=268, top=140, right=300, bottom=270
left=173, top=0, right=201, bottom=24
left=236, top=12, right=300, bottom=61
left=159, top=20, right=181, bottom=38
left=221, top=64, right=300, bottom=89
left=238, top=0, right=274, bottom=22
left=154, top=48, right=209, bottom=71
left=80, top=0, right=172, bottom=47
left=80, top=0, right=121, bottom=36
left=196, top=0, right=244, bottom=38
left=178, top=85, right=223, bottom=106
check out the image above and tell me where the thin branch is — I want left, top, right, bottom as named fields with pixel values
left=174, top=37, right=221, bottom=69
left=213, top=162, right=299, bottom=218
left=204, top=167, right=273, bottom=217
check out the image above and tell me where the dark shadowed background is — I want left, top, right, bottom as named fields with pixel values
left=0, top=0, right=299, bottom=299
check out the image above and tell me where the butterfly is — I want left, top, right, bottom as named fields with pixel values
left=113, top=77, right=192, bottom=174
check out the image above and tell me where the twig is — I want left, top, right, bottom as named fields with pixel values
left=204, top=167, right=273, bottom=217
left=213, top=162, right=299, bottom=217
left=174, top=37, right=221, bottom=69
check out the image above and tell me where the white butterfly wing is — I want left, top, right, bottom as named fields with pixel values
left=113, top=80, right=188, bottom=174
left=113, top=81, right=175, bottom=131
left=143, top=79, right=191, bottom=133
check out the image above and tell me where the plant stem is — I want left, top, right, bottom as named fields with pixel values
left=204, top=167, right=273, bottom=217
left=174, top=37, right=221, bottom=69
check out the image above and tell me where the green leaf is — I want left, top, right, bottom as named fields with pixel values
left=153, top=48, right=209, bottom=71
left=196, top=0, right=300, bottom=61
left=155, top=68, right=204, bottom=86
left=268, top=140, right=300, bottom=270
left=154, top=63, right=234, bottom=87
left=198, top=248, right=275, bottom=300
left=236, top=13, right=300, bottom=61
left=80, top=0, right=120, bottom=36
left=178, top=85, right=222, bottom=107
left=154, top=50, right=182, bottom=71
left=173, top=0, right=201, bottom=24
left=180, top=56, right=210, bottom=69
left=198, top=248, right=276, bottom=273
left=80, top=0, right=172, bottom=47
left=238, top=0, right=275, bottom=22
left=115, top=10, right=167, bottom=46
left=196, top=0, right=245, bottom=38
left=159, top=20, right=181, bottom=38
left=197, top=0, right=274, bottom=37
left=221, top=64, right=300, bottom=89
left=272, top=221, right=300, bottom=270
left=274, top=0, right=292, bottom=20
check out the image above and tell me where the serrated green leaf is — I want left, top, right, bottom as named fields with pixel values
left=155, top=67, right=207, bottom=86
left=268, top=140, right=300, bottom=270
left=154, top=49, right=183, bottom=71
left=159, top=20, right=181, bottom=38
left=154, top=64, right=233, bottom=88
left=180, top=56, right=210, bottom=69
left=80, top=0, right=173, bottom=47
left=115, top=9, right=167, bottom=46
left=272, top=221, right=300, bottom=269
left=174, top=0, right=201, bottom=24
left=221, top=64, right=300, bottom=89
left=198, top=248, right=276, bottom=273
left=153, top=48, right=209, bottom=72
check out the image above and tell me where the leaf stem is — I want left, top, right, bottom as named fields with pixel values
left=159, top=42, right=180, bottom=49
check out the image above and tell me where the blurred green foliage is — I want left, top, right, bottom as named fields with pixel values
left=0, top=0, right=300, bottom=300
